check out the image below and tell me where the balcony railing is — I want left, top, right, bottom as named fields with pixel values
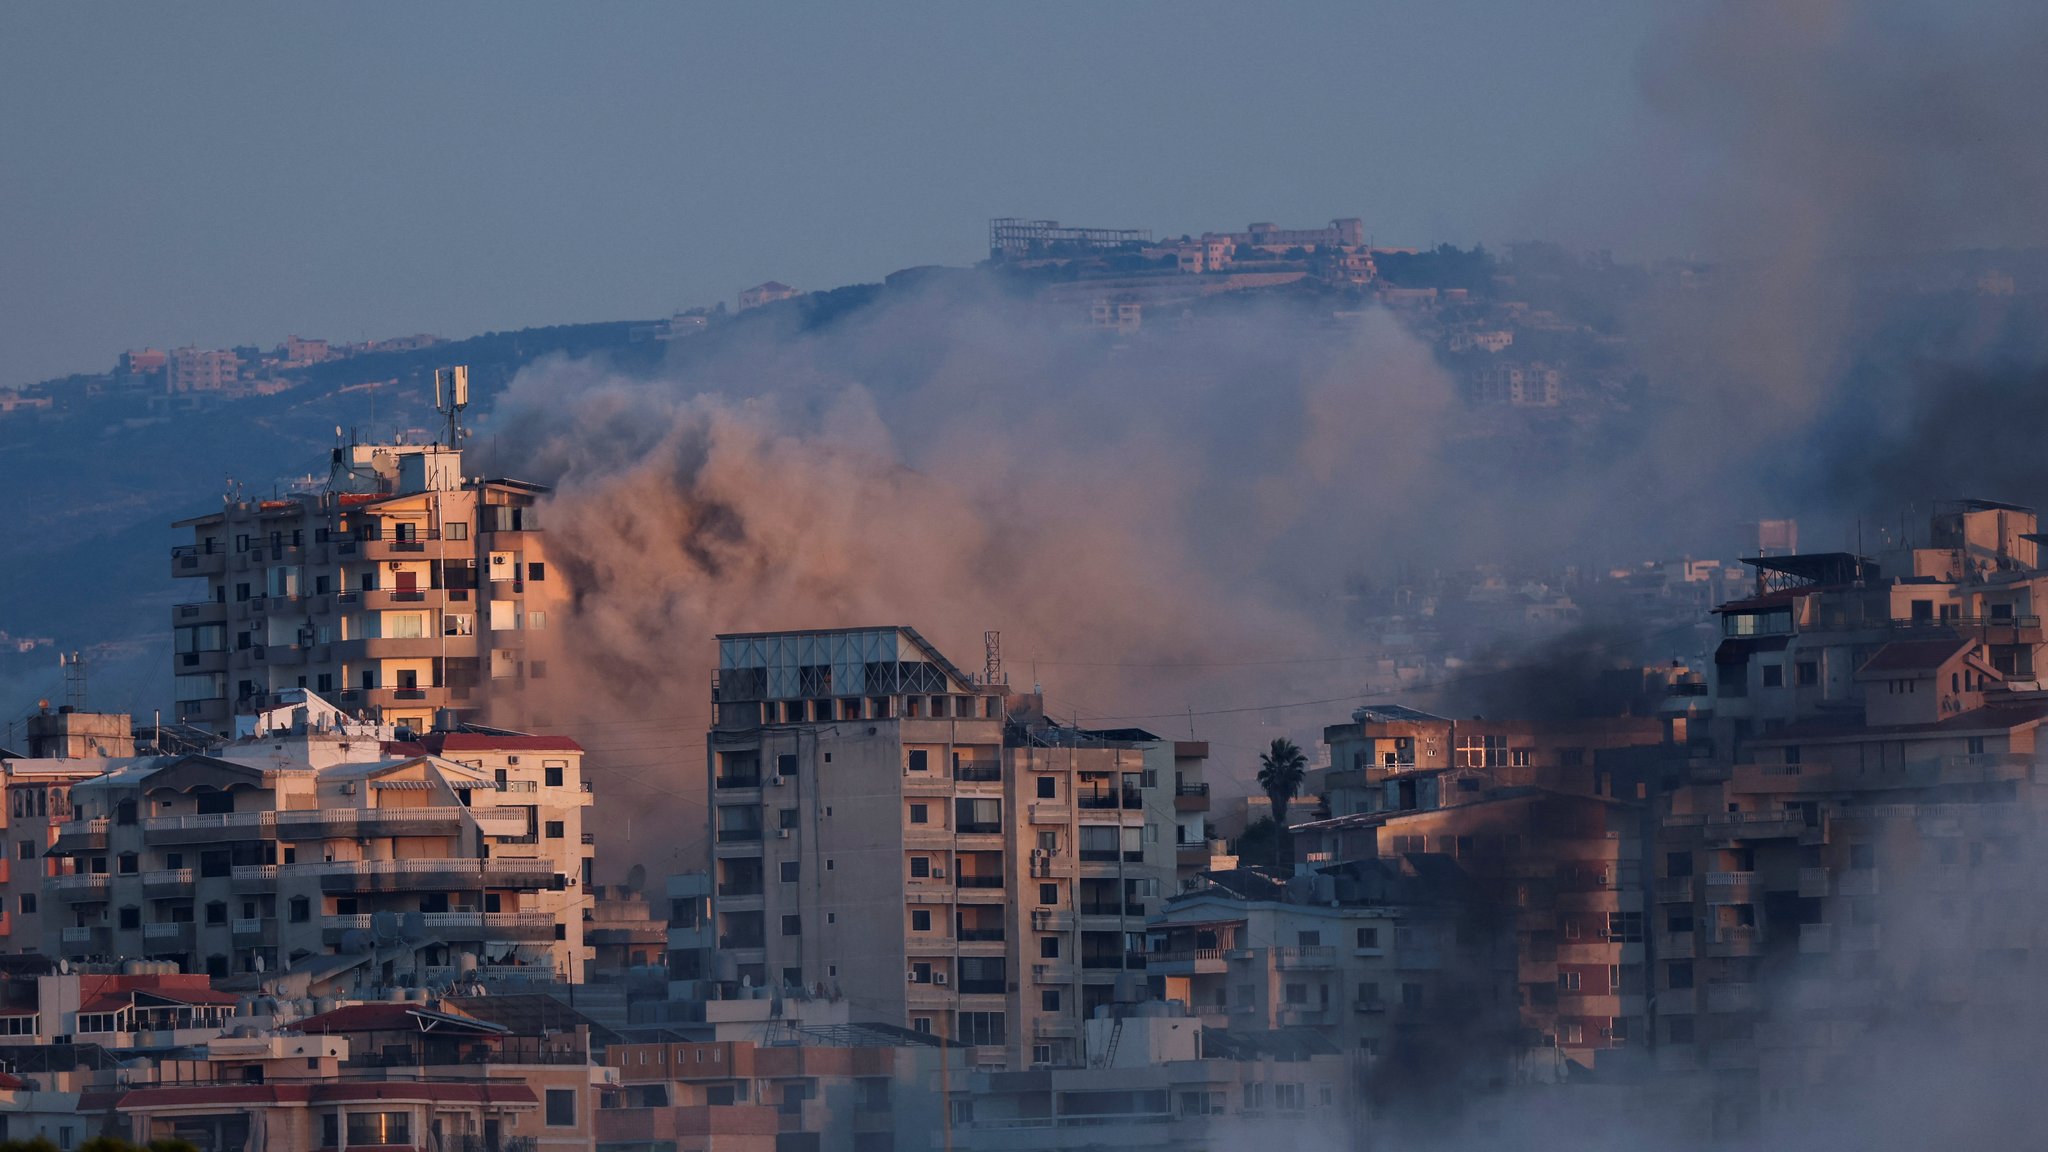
left=955, top=876, right=1004, bottom=889
left=953, top=763, right=1002, bottom=783
left=717, top=829, right=764, bottom=844
left=957, top=928, right=1005, bottom=942
left=715, top=775, right=763, bottom=790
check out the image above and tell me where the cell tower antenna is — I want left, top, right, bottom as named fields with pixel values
left=59, top=651, right=86, bottom=711
left=984, top=630, right=1003, bottom=686
left=434, top=366, right=471, bottom=447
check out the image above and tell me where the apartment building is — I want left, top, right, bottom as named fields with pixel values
left=696, top=627, right=1196, bottom=1071
left=166, top=346, right=240, bottom=393
left=42, top=697, right=592, bottom=982
left=603, top=1032, right=945, bottom=1152
left=170, top=433, right=561, bottom=735
left=950, top=1011, right=1352, bottom=1152
left=1148, top=858, right=1511, bottom=1074
left=1292, top=705, right=1663, bottom=1073
left=1, top=758, right=103, bottom=955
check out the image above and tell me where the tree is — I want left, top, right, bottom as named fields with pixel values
left=1257, top=738, right=1309, bottom=870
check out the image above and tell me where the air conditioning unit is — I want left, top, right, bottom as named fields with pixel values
left=340, top=782, right=356, bottom=796
left=777, top=829, right=792, bottom=840
left=907, top=971, right=919, bottom=983
left=933, top=972, right=948, bottom=985
left=772, top=776, right=789, bottom=787
left=931, top=867, right=947, bottom=879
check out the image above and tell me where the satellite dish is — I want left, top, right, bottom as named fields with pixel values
left=253, top=954, right=265, bottom=974
left=57, top=959, right=70, bottom=975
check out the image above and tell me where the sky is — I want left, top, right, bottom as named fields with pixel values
left=0, top=2, right=1666, bottom=389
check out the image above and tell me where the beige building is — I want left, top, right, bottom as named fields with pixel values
left=694, top=627, right=1199, bottom=1070
left=170, top=435, right=563, bottom=735
left=44, top=697, right=594, bottom=982
left=166, top=346, right=241, bottom=392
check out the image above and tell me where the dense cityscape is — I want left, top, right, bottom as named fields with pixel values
left=0, top=203, right=2038, bottom=1151
left=7, top=4, right=2048, bottom=1150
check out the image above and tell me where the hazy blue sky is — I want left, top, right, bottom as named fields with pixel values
left=0, top=3, right=1667, bottom=387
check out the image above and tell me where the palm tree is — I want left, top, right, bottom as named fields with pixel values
left=1257, top=737, right=1308, bottom=871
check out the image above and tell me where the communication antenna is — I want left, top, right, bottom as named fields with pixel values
left=434, top=366, right=470, bottom=447
left=59, top=651, right=86, bottom=711
left=983, top=631, right=1003, bottom=686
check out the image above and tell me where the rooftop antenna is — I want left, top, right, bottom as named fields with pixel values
left=434, top=366, right=470, bottom=447
left=59, top=651, right=86, bottom=711
left=983, top=631, right=1002, bottom=687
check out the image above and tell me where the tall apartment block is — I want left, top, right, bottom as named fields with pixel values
left=695, top=627, right=1201, bottom=1070
left=1291, top=706, right=1664, bottom=1072
left=170, top=431, right=561, bottom=736
left=44, top=696, right=593, bottom=982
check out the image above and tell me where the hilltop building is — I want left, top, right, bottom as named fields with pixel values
left=169, top=429, right=563, bottom=735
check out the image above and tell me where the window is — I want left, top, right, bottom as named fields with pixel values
left=545, top=821, right=564, bottom=839
left=14, top=842, right=29, bottom=861
left=545, top=765, right=564, bottom=788
left=911, top=909, right=932, bottom=932
left=908, top=803, right=928, bottom=825
left=1037, top=776, right=1055, bottom=798
left=1849, top=842, right=1876, bottom=870
left=1557, top=971, right=1581, bottom=992
left=909, top=856, right=930, bottom=878
left=445, top=522, right=468, bottom=541
left=1967, top=736, right=1986, bottom=755
left=780, top=860, right=799, bottom=883
left=119, top=906, right=140, bottom=930
left=16, top=894, right=34, bottom=915
left=1761, top=664, right=1784, bottom=688
left=1040, top=936, right=1060, bottom=958
left=957, top=1012, right=1005, bottom=1047
left=1041, top=989, right=1061, bottom=1012
left=528, top=611, right=548, bottom=631
left=1401, top=982, right=1423, bottom=1009
left=1356, top=927, right=1379, bottom=949
left=908, top=750, right=928, bottom=773
left=288, top=897, right=310, bottom=923
left=1797, top=661, right=1819, bottom=686
left=205, top=902, right=227, bottom=926
left=545, top=1089, right=578, bottom=1127
left=1665, top=851, right=1693, bottom=878
left=1039, top=883, right=1057, bottom=905
left=1668, top=961, right=1694, bottom=990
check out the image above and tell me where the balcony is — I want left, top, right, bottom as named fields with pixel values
left=1703, top=871, right=1761, bottom=903
left=957, top=927, right=1006, bottom=943
left=1702, top=926, right=1761, bottom=957
left=142, top=868, right=194, bottom=896
left=52, top=873, right=110, bottom=901
left=230, top=864, right=278, bottom=891
left=1798, top=867, right=1830, bottom=899
left=1147, top=949, right=1226, bottom=976
left=232, top=917, right=273, bottom=944
left=1031, top=963, right=1076, bottom=984
left=1799, top=923, right=1832, bottom=954
left=52, top=818, right=110, bottom=853
left=953, top=762, right=1002, bottom=784
left=1027, top=802, right=1071, bottom=824
left=955, top=875, right=1005, bottom=890
left=143, top=811, right=274, bottom=846
left=1706, top=982, right=1759, bottom=1013
left=714, top=774, right=763, bottom=792
left=1174, top=783, right=1210, bottom=812
left=174, top=649, right=227, bottom=674
left=59, top=925, right=110, bottom=953
left=171, top=545, right=226, bottom=578
left=1273, top=946, right=1335, bottom=970
left=143, top=922, right=196, bottom=951
left=1030, top=909, right=1074, bottom=932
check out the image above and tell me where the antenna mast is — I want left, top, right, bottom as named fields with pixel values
left=434, top=365, right=470, bottom=448
left=59, top=651, right=86, bottom=711
left=983, top=631, right=1002, bottom=686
